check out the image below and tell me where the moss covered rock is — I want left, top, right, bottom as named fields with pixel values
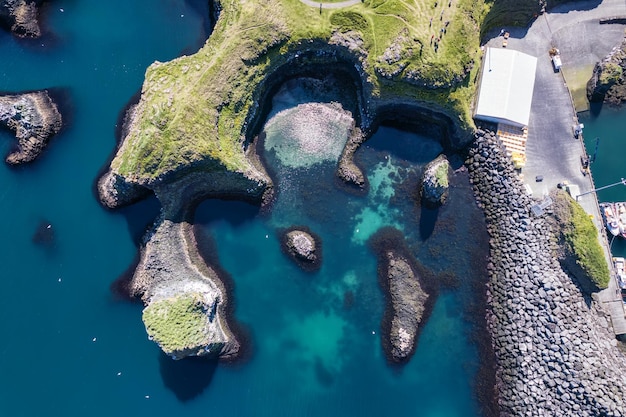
left=143, top=293, right=223, bottom=359
left=420, top=154, right=450, bottom=208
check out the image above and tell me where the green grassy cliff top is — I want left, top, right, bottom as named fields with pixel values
left=111, top=0, right=486, bottom=185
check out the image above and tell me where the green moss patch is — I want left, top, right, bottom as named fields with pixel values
left=142, top=293, right=211, bottom=354
left=553, top=191, right=610, bottom=289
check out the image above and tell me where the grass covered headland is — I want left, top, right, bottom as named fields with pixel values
left=551, top=190, right=611, bottom=290
left=109, top=0, right=489, bottom=187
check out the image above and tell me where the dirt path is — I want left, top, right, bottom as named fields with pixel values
left=299, top=0, right=362, bottom=9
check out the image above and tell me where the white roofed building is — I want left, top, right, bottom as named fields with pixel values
left=474, top=47, right=538, bottom=168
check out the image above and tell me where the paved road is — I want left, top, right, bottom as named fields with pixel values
left=299, top=0, right=362, bottom=9
left=486, top=0, right=626, bottom=333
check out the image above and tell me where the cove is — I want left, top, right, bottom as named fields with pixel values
left=0, top=1, right=492, bottom=416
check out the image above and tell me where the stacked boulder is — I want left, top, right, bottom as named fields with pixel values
left=466, top=129, right=626, bottom=416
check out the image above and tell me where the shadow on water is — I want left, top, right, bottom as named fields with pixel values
left=194, top=198, right=260, bottom=227
left=118, top=193, right=162, bottom=245
left=109, top=194, right=160, bottom=301
left=419, top=206, right=439, bottom=240
left=32, top=219, right=55, bottom=247
left=158, top=353, right=219, bottom=402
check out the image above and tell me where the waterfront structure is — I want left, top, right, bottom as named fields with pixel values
left=474, top=47, right=537, bottom=168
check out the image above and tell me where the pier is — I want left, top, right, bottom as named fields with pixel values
left=487, top=0, right=626, bottom=336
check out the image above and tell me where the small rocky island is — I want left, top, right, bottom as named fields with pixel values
left=369, top=227, right=433, bottom=363
left=420, top=154, right=450, bottom=208
left=279, top=227, right=322, bottom=272
left=0, top=0, right=44, bottom=38
left=0, top=90, right=62, bottom=164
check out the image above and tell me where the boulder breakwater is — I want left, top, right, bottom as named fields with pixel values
left=466, top=129, right=626, bottom=416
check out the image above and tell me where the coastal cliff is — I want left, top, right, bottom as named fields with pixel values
left=0, top=90, right=62, bottom=164
left=0, top=0, right=43, bottom=37
left=467, top=129, right=626, bottom=416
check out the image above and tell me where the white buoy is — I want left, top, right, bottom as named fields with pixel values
left=58, top=278, right=62, bottom=282
left=117, top=372, right=122, bottom=376
left=92, top=337, right=97, bottom=342
left=59, top=8, right=64, bottom=12
left=145, top=395, right=150, bottom=399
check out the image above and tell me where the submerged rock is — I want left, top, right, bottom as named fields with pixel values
left=279, top=227, right=322, bottom=272
left=0, top=0, right=42, bottom=38
left=420, top=154, right=450, bottom=207
left=0, top=90, right=62, bottom=164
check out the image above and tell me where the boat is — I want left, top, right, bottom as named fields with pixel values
left=600, top=202, right=620, bottom=237
left=615, top=202, right=626, bottom=239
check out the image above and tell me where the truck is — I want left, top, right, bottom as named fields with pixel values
left=552, top=54, right=562, bottom=72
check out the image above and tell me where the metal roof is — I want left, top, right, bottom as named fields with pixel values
left=474, top=47, right=538, bottom=128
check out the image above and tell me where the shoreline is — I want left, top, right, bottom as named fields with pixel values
left=467, top=128, right=626, bottom=415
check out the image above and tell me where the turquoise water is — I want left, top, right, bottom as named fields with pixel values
left=580, top=106, right=626, bottom=258
left=0, top=2, right=490, bottom=416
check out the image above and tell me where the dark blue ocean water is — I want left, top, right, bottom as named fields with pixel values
left=580, top=107, right=626, bottom=258
left=0, top=2, right=490, bottom=416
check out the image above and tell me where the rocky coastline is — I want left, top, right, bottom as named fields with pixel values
left=0, top=0, right=43, bottom=38
left=587, top=33, right=626, bottom=106
left=0, top=90, right=62, bottom=165
left=467, top=128, right=626, bottom=416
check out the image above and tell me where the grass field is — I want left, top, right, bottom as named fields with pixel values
left=112, top=0, right=489, bottom=184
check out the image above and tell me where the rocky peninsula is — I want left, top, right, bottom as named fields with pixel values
left=0, top=0, right=44, bottom=38
left=0, top=90, right=62, bottom=165
left=467, top=129, right=626, bottom=416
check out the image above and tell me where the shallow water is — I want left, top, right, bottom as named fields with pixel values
left=0, top=2, right=490, bottom=416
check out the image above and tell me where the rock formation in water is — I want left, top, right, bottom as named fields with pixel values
left=132, top=216, right=240, bottom=360
left=467, top=128, right=626, bottom=416
left=587, top=34, right=626, bottom=105
left=279, top=227, right=321, bottom=272
left=369, top=227, right=433, bottom=363
left=420, top=154, right=450, bottom=208
left=0, top=90, right=62, bottom=164
left=0, top=0, right=43, bottom=38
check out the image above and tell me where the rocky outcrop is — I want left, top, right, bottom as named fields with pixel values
left=420, top=154, right=450, bottom=207
left=0, top=90, right=62, bottom=164
left=131, top=216, right=240, bottom=360
left=587, top=35, right=626, bottom=105
left=0, top=0, right=42, bottom=38
left=467, top=128, right=626, bottom=416
left=369, top=227, right=433, bottom=364
left=279, top=227, right=322, bottom=272
left=336, top=126, right=367, bottom=189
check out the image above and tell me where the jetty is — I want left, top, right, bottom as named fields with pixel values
left=487, top=0, right=626, bottom=337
